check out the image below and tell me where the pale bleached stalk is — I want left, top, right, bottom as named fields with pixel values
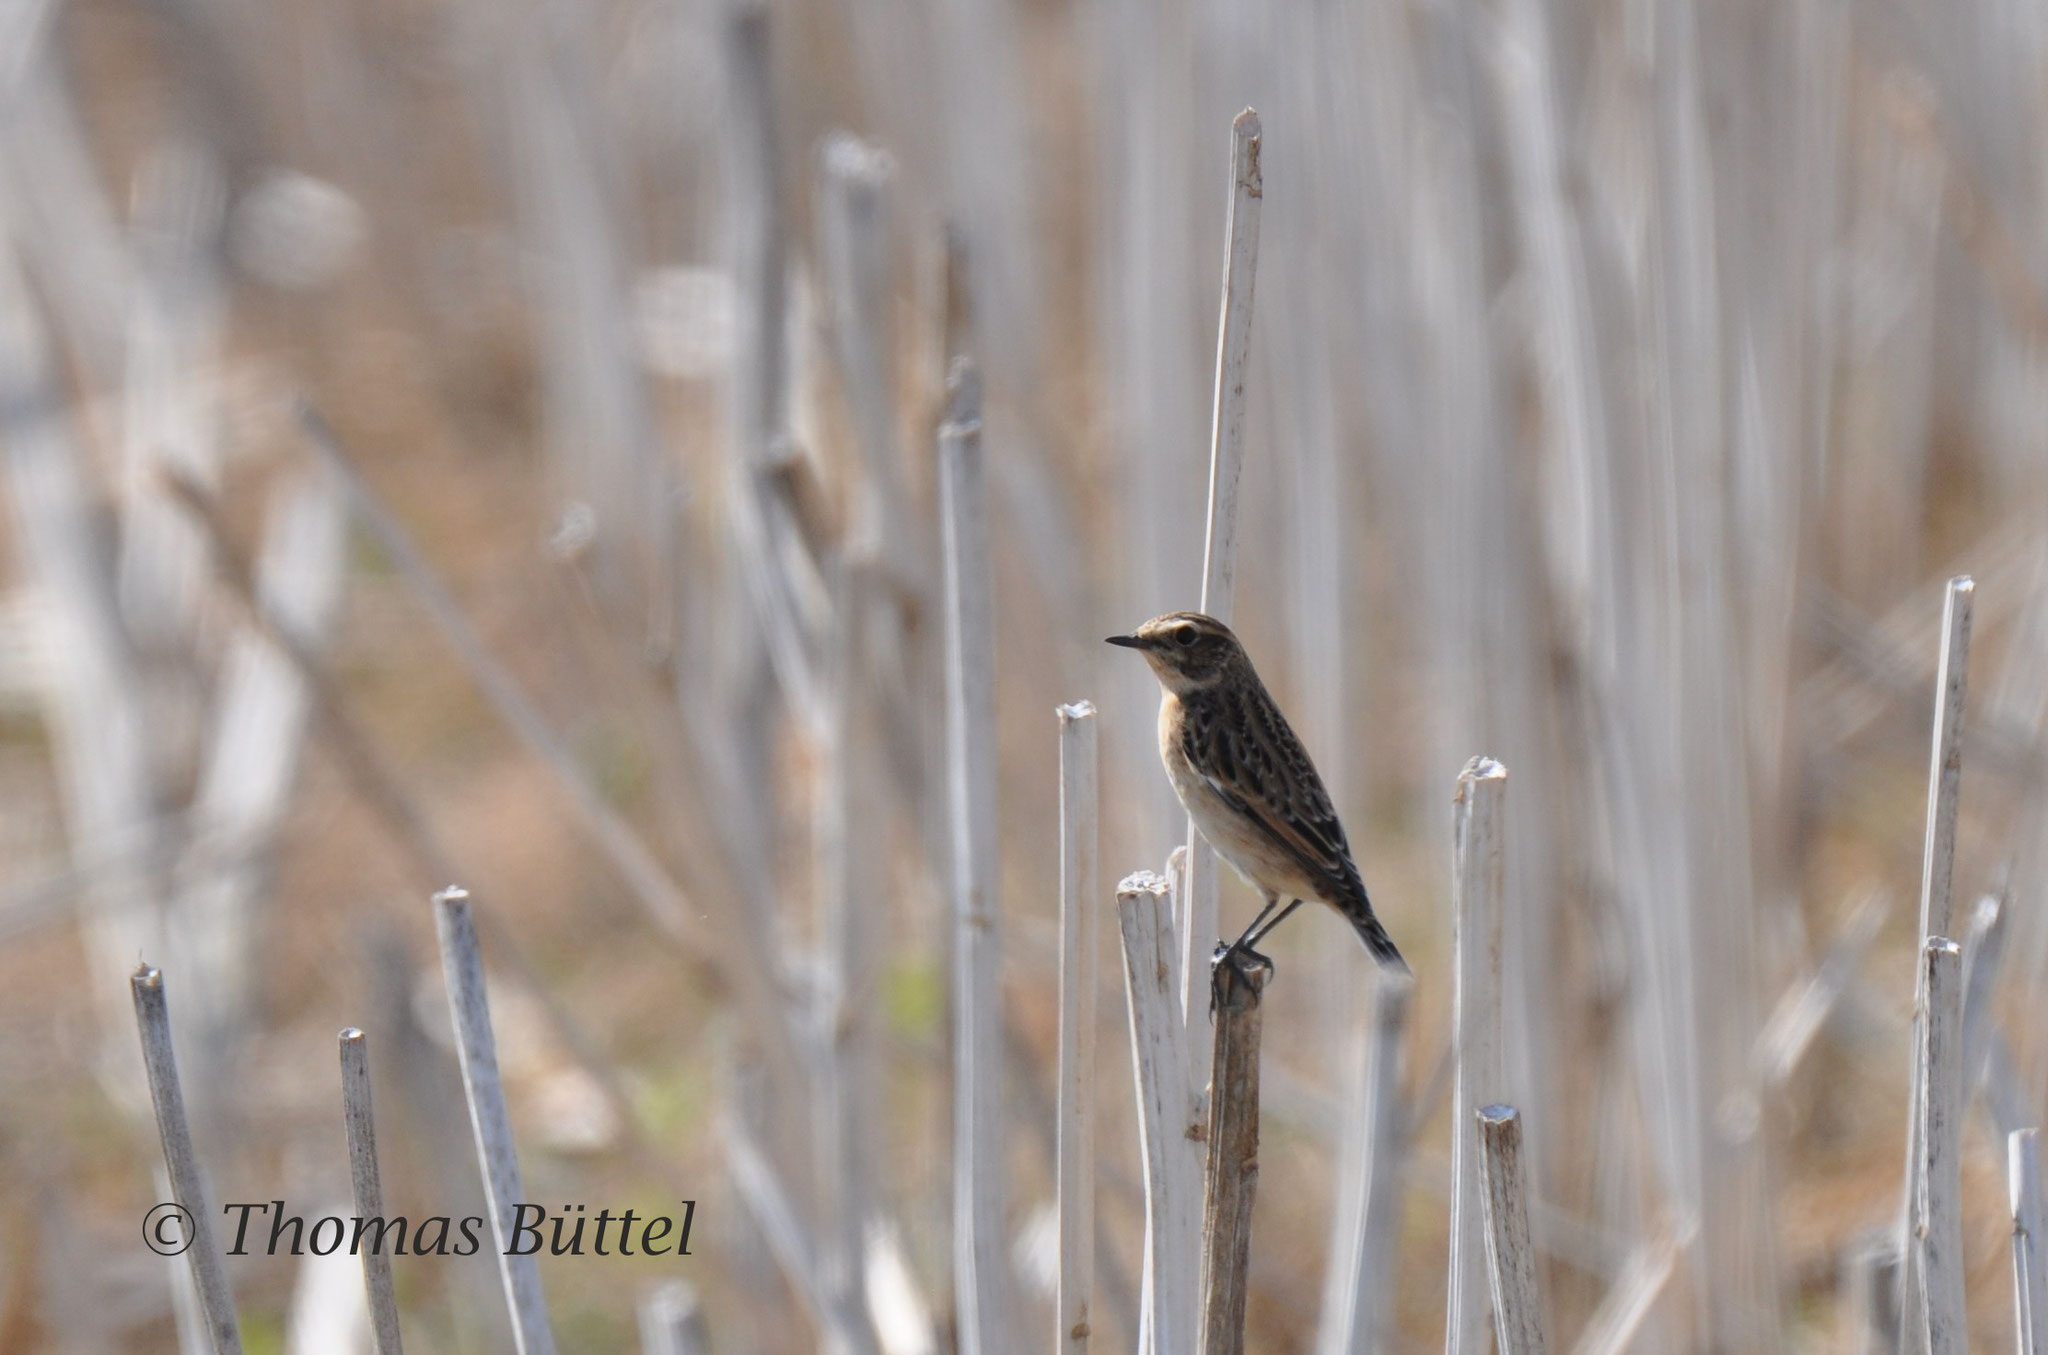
left=173, top=466, right=345, bottom=1116
left=811, top=567, right=882, bottom=1355
left=1902, top=577, right=1974, bottom=1353
left=1119, top=870, right=1201, bottom=1355
left=162, top=471, right=712, bottom=1229
left=724, top=1, right=786, bottom=468
left=1057, top=701, right=1101, bottom=1355
left=865, top=1219, right=941, bottom=1355
left=1842, top=1229, right=1902, bottom=1355
left=0, top=34, right=134, bottom=379
left=1569, top=1220, right=1694, bottom=1355
left=116, top=140, right=223, bottom=654
left=298, top=408, right=696, bottom=941
left=463, top=0, right=664, bottom=615
left=638, top=1281, right=710, bottom=1355
left=2009, top=1129, right=2047, bottom=1355
left=940, top=357, right=1008, bottom=1355
left=300, top=407, right=807, bottom=1092
left=1448, top=757, right=1508, bottom=1355
left=131, top=966, right=242, bottom=1355
left=1, top=241, right=163, bottom=1104
left=1917, top=938, right=1966, bottom=1355
left=1920, top=579, right=1975, bottom=946
left=1476, top=1105, right=1547, bottom=1355
left=818, top=132, right=915, bottom=580
left=723, top=1112, right=874, bottom=1352
left=432, top=889, right=556, bottom=1355
left=1199, top=106, right=1264, bottom=619
left=1961, top=894, right=2009, bottom=1103
left=283, top=1219, right=371, bottom=1355
left=1316, top=968, right=1412, bottom=1355
left=339, top=1029, right=404, bottom=1355
left=721, top=1, right=833, bottom=737
left=1750, top=889, right=1888, bottom=1091
left=1182, top=108, right=1264, bottom=1061
left=1198, top=953, right=1270, bottom=1355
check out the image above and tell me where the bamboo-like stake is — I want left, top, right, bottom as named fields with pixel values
left=1917, top=937, right=1966, bottom=1355
left=1182, top=109, right=1264, bottom=1067
left=1902, top=577, right=1973, bottom=1354
left=432, top=889, right=557, bottom=1355
left=1119, top=870, right=1201, bottom=1355
left=2010, top=1129, right=2048, bottom=1355
left=1057, top=701, right=1101, bottom=1355
left=638, top=1280, right=710, bottom=1355
left=338, top=1029, right=404, bottom=1355
left=1476, top=1105, right=1547, bottom=1355
left=1316, top=968, right=1412, bottom=1355
left=940, top=356, right=1008, bottom=1354
left=1198, top=952, right=1271, bottom=1355
left=1448, top=757, right=1508, bottom=1355
left=131, top=966, right=243, bottom=1355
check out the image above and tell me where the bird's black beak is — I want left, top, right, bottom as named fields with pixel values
left=1105, top=634, right=1148, bottom=649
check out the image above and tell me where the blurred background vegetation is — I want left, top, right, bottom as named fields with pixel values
left=3, top=0, right=2048, bottom=1348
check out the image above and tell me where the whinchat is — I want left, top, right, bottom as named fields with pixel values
left=1108, top=611, right=1406, bottom=971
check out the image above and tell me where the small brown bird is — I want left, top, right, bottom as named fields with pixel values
left=1109, top=611, right=1406, bottom=970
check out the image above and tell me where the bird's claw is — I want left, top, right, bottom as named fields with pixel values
left=1207, top=938, right=1273, bottom=1017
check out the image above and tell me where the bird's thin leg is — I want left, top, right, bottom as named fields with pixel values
left=1238, top=897, right=1306, bottom=953
left=1230, top=892, right=1281, bottom=952
left=1219, top=893, right=1295, bottom=970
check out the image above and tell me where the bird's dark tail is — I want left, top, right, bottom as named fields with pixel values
left=1341, top=872, right=1408, bottom=973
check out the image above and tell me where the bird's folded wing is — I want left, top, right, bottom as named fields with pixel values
left=1190, top=690, right=1354, bottom=888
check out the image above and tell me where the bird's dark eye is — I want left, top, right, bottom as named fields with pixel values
left=1175, top=624, right=1198, bottom=648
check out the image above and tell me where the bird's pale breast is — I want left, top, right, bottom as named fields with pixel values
left=1158, top=691, right=1328, bottom=902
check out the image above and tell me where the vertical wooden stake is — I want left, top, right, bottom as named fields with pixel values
left=1476, top=1105, right=1547, bottom=1355
left=1119, top=871, right=1200, bottom=1355
left=1448, top=757, right=1508, bottom=1355
left=1901, top=577, right=1972, bottom=1354
left=2009, top=1128, right=2048, bottom=1355
left=433, top=888, right=557, bottom=1355
left=1198, top=952, right=1271, bottom=1355
left=131, top=966, right=244, bottom=1355
left=1057, top=702, right=1101, bottom=1355
left=339, top=1029, right=405, bottom=1355
left=1917, top=937, right=1966, bottom=1355
left=941, top=357, right=1009, bottom=1354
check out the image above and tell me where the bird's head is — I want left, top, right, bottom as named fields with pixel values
left=1106, top=611, right=1248, bottom=693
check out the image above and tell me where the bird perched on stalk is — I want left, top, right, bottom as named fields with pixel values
left=1108, top=611, right=1406, bottom=971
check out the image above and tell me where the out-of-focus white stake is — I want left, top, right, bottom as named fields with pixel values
left=1057, top=702, right=1101, bottom=1355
